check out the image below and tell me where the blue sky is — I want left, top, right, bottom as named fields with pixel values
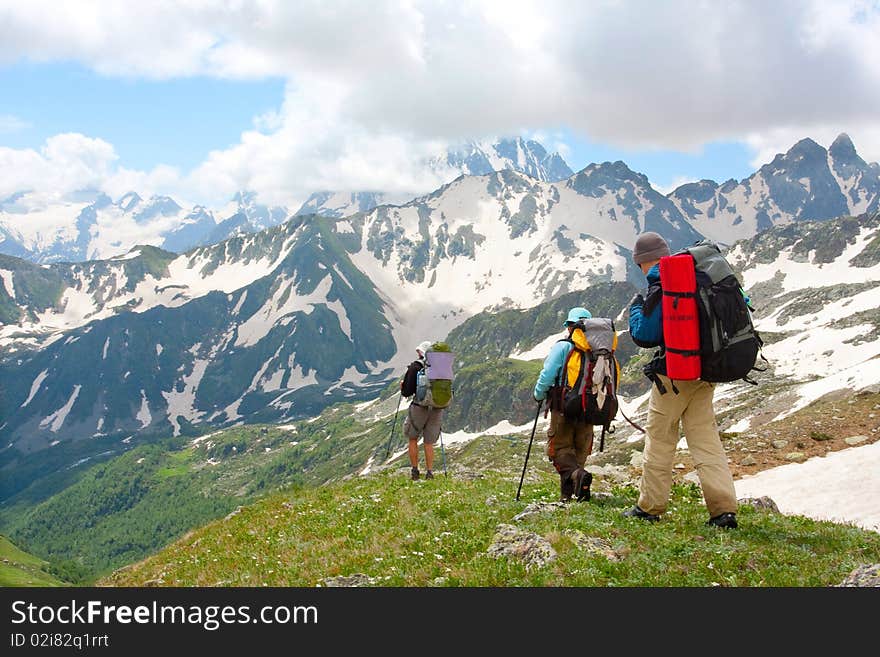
left=0, top=0, right=877, bottom=207
left=0, top=62, right=286, bottom=172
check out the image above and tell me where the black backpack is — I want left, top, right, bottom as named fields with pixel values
left=677, top=241, right=765, bottom=384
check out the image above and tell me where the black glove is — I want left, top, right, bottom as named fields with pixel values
left=630, top=293, right=645, bottom=307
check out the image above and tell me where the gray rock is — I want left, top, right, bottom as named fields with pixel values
left=838, top=564, right=880, bottom=587
left=487, top=523, right=556, bottom=570
left=845, top=435, right=869, bottom=446
left=739, top=496, right=780, bottom=513
left=740, top=455, right=757, bottom=466
left=785, top=452, right=806, bottom=462
left=321, top=573, right=377, bottom=587
left=586, top=464, right=632, bottom=485
left=772, top=440, right=789, bottom=449
left=563, top=530, right=623, bottom=562
left=629, top=451, right=644, bottom=468
left=513, top=501, right=566, bottom=522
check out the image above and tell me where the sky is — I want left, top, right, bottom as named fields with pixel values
left=1, top=0, right=880, bottom=209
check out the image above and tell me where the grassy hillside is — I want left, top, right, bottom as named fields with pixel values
left=101, top=438, right=880, bottom=587
left=0, top=535, right=69, bottom=587
left=0, top=404, right=394, bottom=582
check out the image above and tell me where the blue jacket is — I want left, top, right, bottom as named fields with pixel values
left=629, top=263, right=663, bottom=347
left=533, top=339, right=573, bottom=401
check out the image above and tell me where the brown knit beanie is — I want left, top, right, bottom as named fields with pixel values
left=633, top=232, right=670, bottom=264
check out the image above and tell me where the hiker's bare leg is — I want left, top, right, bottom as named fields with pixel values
left=408, top=438, right=420, bottom=469
left=424, top=441, right=434, bottom=471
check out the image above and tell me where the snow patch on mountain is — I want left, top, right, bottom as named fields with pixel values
left=137, top=390, right=152, bottom=429
left=40, top=384, right=81, bottom=433
left=735, top=441, right=880, bottom=533
left=162, top=357, right=210, bottom=437
left=509, top=333, right=564, bottom=362
left=20, top=369, right=49, bottom=408
left=234, top=274, right=334, bottom=348
left=716, top=214, right=880, bottom=433
left=734, top=226, right=879, bottom=292
left=0, top=269, right=15, bottom=297
left=347, top=171, right=638, bottom=372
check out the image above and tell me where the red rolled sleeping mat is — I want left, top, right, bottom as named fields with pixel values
left=660, top=253, right=701, bottom=380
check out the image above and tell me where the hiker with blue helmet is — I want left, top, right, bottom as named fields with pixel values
left=533, top=307, right=595, bottom=502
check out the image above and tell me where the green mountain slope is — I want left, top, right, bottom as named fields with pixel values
left=0, top=282, right=643, bottom=581
left=0, top=535, right=69, bottom=586
left=99, top=443, right=880, bottom=587
left=0, top=216, right=396, bottom=501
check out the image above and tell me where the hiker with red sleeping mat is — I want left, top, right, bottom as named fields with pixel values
left=624, top=232, right=738, bottom=529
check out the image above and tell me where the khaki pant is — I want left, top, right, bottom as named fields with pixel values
left=403, top=404, right=444, bottom=444
left=546, top=410, right=594, bottom=480
left=638, top=375, right=737, bottom=518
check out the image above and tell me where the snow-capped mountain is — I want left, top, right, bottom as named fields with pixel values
left=0, top=138, right=574, bottom=263
left=433, top=137, right=574, bottom=182
left=293, top=137, right=574, bottom=219
left=0, top=188, right=295, bottom=265
left=340, top=163, right=704, bottom=353
left=719, top=211, right=880, bottom=429
left=2, top=134, right=879, bottom=489
left=294, top=191, right=389, bottom=220
left=0, top=190, right=191, bottom=264
left=0, top=156, right=703, bottom=459
left=0, top=217, right=396, bottom=456
left=669, top=134, right=880, bottom=244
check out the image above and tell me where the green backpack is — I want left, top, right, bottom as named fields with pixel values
left=415, top=342, right=454, bottom=409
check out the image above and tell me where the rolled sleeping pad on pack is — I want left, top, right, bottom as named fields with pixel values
left=660, top=253, right=701, bottom=380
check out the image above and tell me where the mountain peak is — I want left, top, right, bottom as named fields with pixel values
left=118, top=191, right=142, bottom=211
left=581, top=160, right=647, bottom=184
left=233, top=190, right=258, bottom=206
left=786, top=137, right=825, bottom=159
left=829, top=132, right=860, bottom=163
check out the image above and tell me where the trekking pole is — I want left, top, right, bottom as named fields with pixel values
left=439, top=430, right=448, bottom=478
left=516, top=401, right=543, bottom=501
left=384, top=392, right=404, bottom=461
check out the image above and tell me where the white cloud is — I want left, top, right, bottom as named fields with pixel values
left=0, top=134, right=188, bottom=207
left=0, top=134, right=116, bottom=199
left=654, top=176, right=699, bottom=196
left=746, top=125, right=880, bottom=169
left=0, top=0, right=878, bottom=204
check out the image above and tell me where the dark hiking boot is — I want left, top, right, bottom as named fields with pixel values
left=411, top=467, right=420, bottom=480
left=623, top=506, right=660, bottom=522
left=574, top=468, right=593, bottom=502
left=425, top=470, right=434, bottom=480
left=706, top=512, right=738, bottom=529
left=560, top=476, right=574, bottom=502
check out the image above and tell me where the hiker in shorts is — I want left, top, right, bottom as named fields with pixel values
left=532, top=307, right=594, bottom=502
left=400, top=341, right=443, bottom=480
left=625, top=232, right=738, bottom=528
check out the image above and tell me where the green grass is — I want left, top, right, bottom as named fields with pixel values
left=101, top=464, right=880, bottom=588
left=0, top=535, right=68, bottom=587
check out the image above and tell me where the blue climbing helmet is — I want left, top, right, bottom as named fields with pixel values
left=564, top=306, right=592, bottom=326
